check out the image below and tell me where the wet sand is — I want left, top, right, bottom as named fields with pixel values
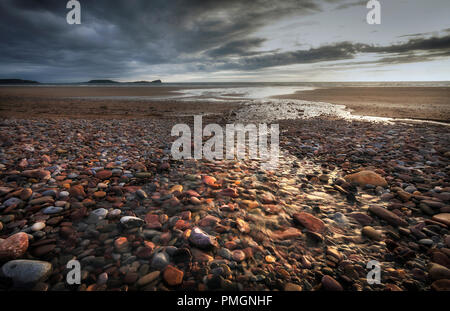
left=275, top=87, right=450, bottom=122
left=1, top=86, right=449, bottom=121
left=0, top=86, right=239, bottom=119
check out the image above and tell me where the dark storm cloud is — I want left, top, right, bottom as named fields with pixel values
left=207, top=38, right=268, bottom=57
left=0, top=0, right=322, bottom=81
left=213, top=34, right=450, bottom=70
left=335, top=0, right=366, bottom=10
left=0, top=0, right=449, bottom=81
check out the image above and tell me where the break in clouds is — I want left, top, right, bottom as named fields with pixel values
left=0, top=0, right=449, bottom=82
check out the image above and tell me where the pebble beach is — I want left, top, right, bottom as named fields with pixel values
left=0, top=86, right=449, bottom=291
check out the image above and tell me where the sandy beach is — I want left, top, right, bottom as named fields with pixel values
left=1, top=86, right=450, bottom=122
left=275, top=87, right=450, bottom=122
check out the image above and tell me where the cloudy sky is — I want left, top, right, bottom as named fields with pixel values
left=0, top=0, right=449, bottom=82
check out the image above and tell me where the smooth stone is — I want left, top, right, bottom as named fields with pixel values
left=429, top=263, right=450, bottom=280
left=97, top=272, right=108, bottom=285
left=151, top=252, right=169, bottom=270
left=0, top=232, right=29, bottom=260
left=432, top=213, right=450, bottom=226
left=189, top=227, right=218, bottom=249
left=91, top=208, right=108, bottom=218
left=2, top=197, right=22, bottom=208
left=137, top=271, right=160, bottom=286
left=231, top=250, right=246, bottom=262
left=42, top=206, right=63, bottom=214
left=344, top=170, right=387, bottom=187
left=368, top=206, right=408, bottom=227
left=2, top=260, right=52, bottom=286
left=58, top=191, right=69, bottom=198
left=120, top=216, right=144, bottom=228
left=285, top=283, right=303, bottom=291
left=29, top=196, right=53, bottom=205
left=418, top=239, right=434, bottom=246
left=362, top=226, right=382, bottom=240
left=31, top=222, right=46, bottom=232
left=136, top=189, right=148, bottom=199
left=431, top=279, right=450, bottom=291
left=293, top=212, right=325, bottom=233
left=321, top=275, right=343, bottom=291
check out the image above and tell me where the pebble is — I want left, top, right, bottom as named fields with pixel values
left=321, top=275, right=343, bottom=291
left=293, top=212, right=325, bottom=233
left=151, top=252, right=170, bottom=270
left=344, top=170, right=387, bottom=187
left=368, top=206, right=408, bottom=227
left=362, top=226, right=382, bottom=240
left=2, top=260, right=52, bottom=286
left=0, top=232, right=29, bottom=260
left=42, top=206, right=63, bottom=214
left=189, top=227, right=218, bottom=249
left=120, top=216, right=145, bottom=229
left=137, top=271, right=160, bottom=286
left=0, top=115, right=448, bottom=291
left=31, top=222, right=46, bottom=232
left=163, top=265, right=184, bottom=286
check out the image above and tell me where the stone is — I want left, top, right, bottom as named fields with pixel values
left=163, top=265, right=184, bottom=286
left=20, top=188, right=33, bottom=200
left=429, top=263, right=450, bottom=280
left=0, top=232, right=29, bottom=260
left=285, top=283, right=302, bottom=291
left=136, top=189, right=148, bottom=199
left=265, top=255, right=276, bottom=263
left=145, top=214, right=162, bottom=229
left=344, top=170, right=387, bottom=187
left=151, top=252, right=169, bottom=270
left=114, top=237, right=129, bottom=252
left=31, top=222, right=46, bottom=232
left=432, top=213, right=450, bottom=226
left=321, top=275, right=343, bottom=291
left=135, top=172, right=152, bottom=178
left=232, top=250, right=246, bottom=262
left=42, top=206, right=63, bottom=214
left=91, top=208, right=108, bottom=219
left=2, top=197, right=22, bottom=208
left=93, top=191, right=106, bottom=199
left=0, top=187, right=14, bottom=196
left=202, top=175, right=218, bottom=187
left=362, top=226, right=382, bottom=240
left=348, top=213, right=373, bottom=226
left=293, top=212, right=325, bottom=233
left=120, top=216, right=144, bottom=228
left=97, top=272, right=108, bottom=285
left=1, top=260, right=52, bottom=286
left=96, top=170, right=112, bottom=180
left=272, top=227, right=302, bottom=240
left=32, top=244, right=56, bottom=257
left=137, top=271, right=160, bottom=286
left=431, top=279, right=450, bottom=291
left=368, top=206, right=408, bottom=227
left=69, top=185, right=86, bottom=198
left=189, top=227, right=218, bottom=249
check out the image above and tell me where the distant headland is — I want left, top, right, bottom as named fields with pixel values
left=0, top=79, right=39, bottom=84
left=0, top=78, right=162, bottom=84
left=87, top=79, right=162, bottom=84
